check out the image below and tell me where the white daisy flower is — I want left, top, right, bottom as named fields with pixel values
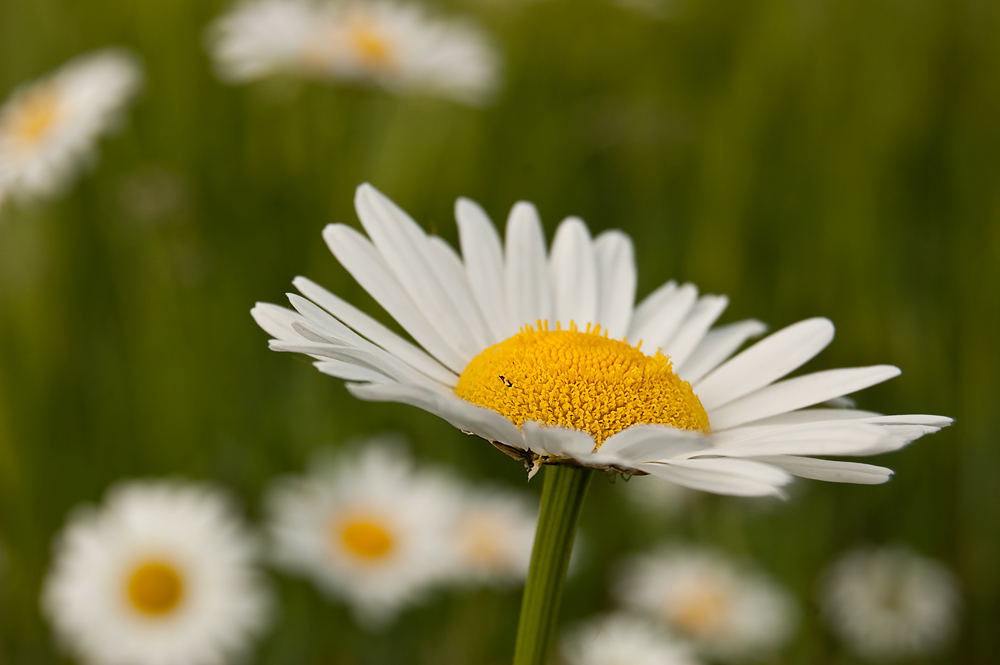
left=41, top=480, right=272, bottom=665
left=207, top=0, right=500, bottom=105
left=0, top=48, right=142, bottom=205
left=448, top=485, right=537, bottom=586
left=562, top=613, right=702, bottom=665
left=614, top=543, right=796, bottom=660
left=252, top=183, right=951, bottom=498
left=821, top=545, right=961, bottom=660
left=264, top=438, right=459, bottom=627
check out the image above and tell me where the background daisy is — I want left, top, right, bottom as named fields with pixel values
left=41, top=480, right=272, bottom=665
left=613, top=543, right=797, bottom=661
left=264, top=437, right=461, bottom=627
left=447, top=485, right=537, bottom=587
left=207, top=0, right=500, bottom=104
left=821, top=545, right=961, bottom=660
left=0, top=48, right=142, bottom=205
left=561, top=613, right=702, bottom=665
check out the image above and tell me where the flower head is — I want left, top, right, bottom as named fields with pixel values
left=614, top=543, right=796, bottom=660
left=562, top=613, right=702, bottom=665
left=821, top=546, right=961, bottom=659
left=0, top=48, right=142, bottom=205
left=447, top=485, right=537, bottom=587
left=253, top=183, right=951, bottom=497
left=207, top=0, right=500, bottom=105
left=264, top=437, right=460, bottom=627
left=41, top=480, right=272, bottom=665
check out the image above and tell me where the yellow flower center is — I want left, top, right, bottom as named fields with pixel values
left=3, top=85, right=61, bottom=149
left=458, top=514, right=509, bottom=569
left=456, top=322, right=709, bottom=447
left=670, top=583, right=731, bottom=637
left=347, top=20, right=393, bottom=69
left=338, top=518, right=394, bottom=559
left=126, top=561, right=184, bottom=616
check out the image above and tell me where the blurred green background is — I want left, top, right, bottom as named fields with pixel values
left=1, top=0, right=998, bottom=662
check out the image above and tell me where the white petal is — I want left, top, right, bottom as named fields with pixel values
left=709, top=365, right=902, bottom=431
left=354, top=184, right=482, bottom=362
left=628, top=280, right=677, bottom=337
left=251, top=302, right=308, bottom=340
left=676, top=319, right=768, bottom=384
left=293, top=276, right=458, bottom=387
left=638, top=458, right=791, bottom=497
left=629, top=283, right=698, bottom=351
left=521, top=421, right=595, bottom=459
left=705, top=423, right=905, bottom=458
left=347, top=382, right=525, bottom=449
left=750, top=456, right=893, bottom=484
left=426, top=235, right=493, bottom=349
left=314, top=360, right=391, bottom=383
left=269, top=341, right=439, bottom=389
left=695, top=317, right=835, bottom=411
left=593, top=230, right=636, bottom=340
left=594, top=425, right=709, bottom=467
left=549, top=216, right=598, bottom=329
left=505, top=201, right=552, bottom=329
left=286, top=293, right=368, bottom=347
left=322, top=223, right=467, bottom=373
left=456, top=197, right=511, bottom=341
left=661, top=295, right=729, bottom=368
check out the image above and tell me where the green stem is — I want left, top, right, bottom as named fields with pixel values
left=513, top=465, right=594, bottom=665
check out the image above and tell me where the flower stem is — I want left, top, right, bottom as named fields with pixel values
left=513, top=464, right=594, bottom=665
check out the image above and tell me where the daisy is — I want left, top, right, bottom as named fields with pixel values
left=264, top=438, right=460, bottom=627
left=41, top=480, right=272, bottom=665
left=252, top=183, right=951, bottom=497
left=448, top=485, right=537, bottom=587
left=562, top=613, right=702, bottom=665
left=0, top=48, right=142, bottom=205
left=207, top=0, right=500, bottom=105
left=614, top=543, right=796, bottom=660
left=821, top=545, right=961, bottom=660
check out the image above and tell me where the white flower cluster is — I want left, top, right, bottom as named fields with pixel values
left=264, top=436, right=537, bottom=627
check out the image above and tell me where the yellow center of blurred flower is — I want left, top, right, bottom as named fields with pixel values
left=347, top=21, right=393, bottom=69
left=4, top=85, right=61, bottom=149
left=339, top=519, right=393, bottom=559
left=126, top=561, right=184, bottom=616
left=671, top=584, right=730, bottom=637
left=458, top=514, right=510, bottom=569
left=456, top=322, right=709, bottom=446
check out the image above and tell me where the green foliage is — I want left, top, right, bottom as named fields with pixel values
left=1, top=0, right=998, bottom=662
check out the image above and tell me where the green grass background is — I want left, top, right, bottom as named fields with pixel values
left=1, top=0, right=998, bottom=662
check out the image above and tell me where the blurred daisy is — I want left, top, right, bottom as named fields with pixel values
left=0, top=48, right=142, bottom=205
left=614, top=544, right=796, bottom=660
left=252, top=183, right=951, bottom=497
left=562, top=613, right=702, bottom=665
left=448, top=485, right=537, bottom=586
left=265, top=438, right=459, bottom=627
left=207, top=0, right=500, bottom=105
left=41, top=480, right=272, bottom=665
left=821, top=546, right=961, bottom=660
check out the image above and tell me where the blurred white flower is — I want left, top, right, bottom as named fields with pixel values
left=41, top=480, right=272, bottom=665
left=0, top=48, right=142, bottom=205
left=254, top=183, right=951, bottom=497
left=448, top=485, right=537, bottom=586
left=614, top=543, right=796, bottom=661
left=821, top=545, right=961, bottom=660
left=264, top=438, right=460, bottom=627
left=207, top=0, right=500, bottom=105
left=562, top=613, right=702, bottom=665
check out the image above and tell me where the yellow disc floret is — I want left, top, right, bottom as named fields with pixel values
left=338, top=519, right=394, bottom=559
left=455, top=322, right=709, bottom=446
left=126, top=561, right=184, bottom=616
